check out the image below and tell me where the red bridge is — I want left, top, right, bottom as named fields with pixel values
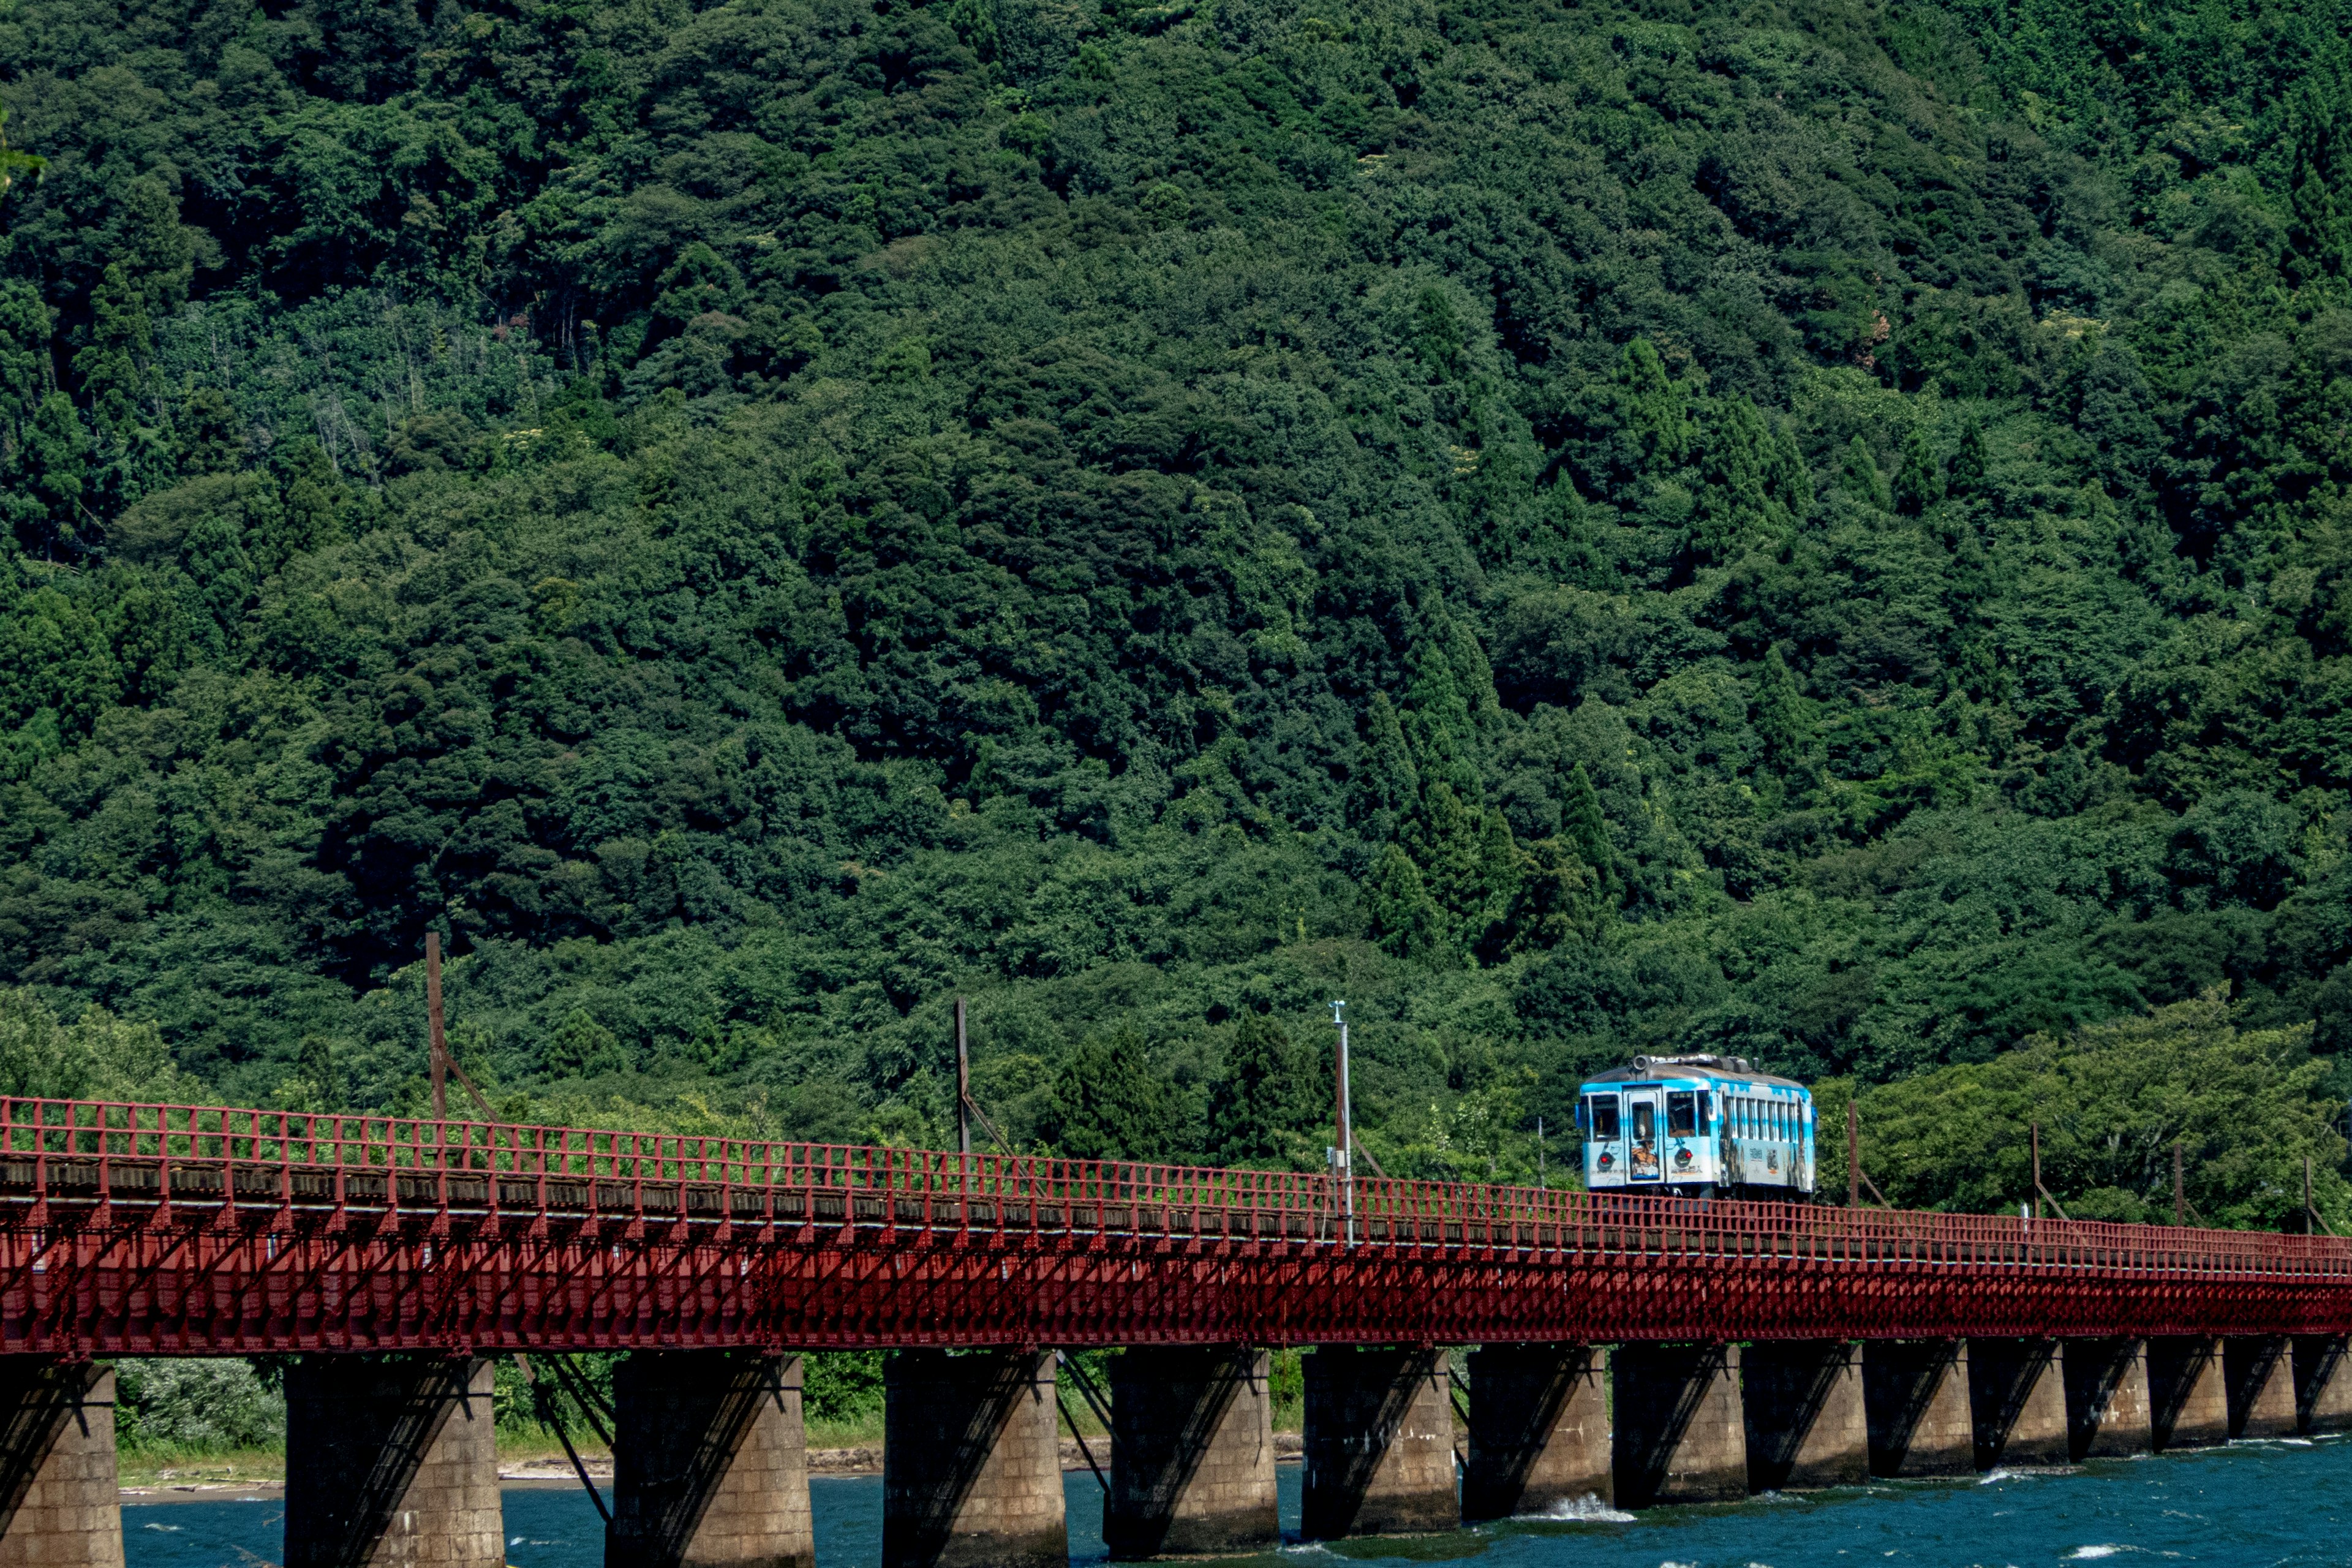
left=1, top=1095, right=2347, bottom=1354
left=2, top=1095, right=2350, bottom=1567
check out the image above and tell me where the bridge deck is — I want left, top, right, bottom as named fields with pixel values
left=0, top=1098, right=2344, bottom=1354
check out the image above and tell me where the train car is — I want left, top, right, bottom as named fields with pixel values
left=1574, top=1054, right=1814, bottom=1200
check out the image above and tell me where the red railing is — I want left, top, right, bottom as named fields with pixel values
left=1, top=1094, right=2345, bottom=1281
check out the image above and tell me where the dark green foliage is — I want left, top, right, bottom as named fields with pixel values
left=0, top=0, right=2350, bottom=1203
left=1207, top=1012, right=1304, bottom=1166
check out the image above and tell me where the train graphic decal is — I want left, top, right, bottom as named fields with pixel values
left=1574, top=1053, right=1815, bottom=1201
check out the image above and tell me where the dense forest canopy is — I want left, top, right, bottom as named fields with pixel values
left=4, top=0, right=2352, bottom=1219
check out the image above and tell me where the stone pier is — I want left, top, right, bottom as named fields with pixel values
left=0, top=1361, right=121, bottom=1568
left=883, top=1351, right=1065, bottom=1568
left=1612, top=1343, right=1746, bottom=1507
left=1461, top=1344, right=1610, bottom=1520
left=1967, top=1339, right=2068, bottom=1468
left=1863, top=1341, right=1973, bottom=1477
left=2223, top=1336, right=2297, bottom=1439
left=1741, top=1341, right=1866, bottom=1491
left=2062, top=1339, right=2153, bottom=1460
left=1300, top=1348, right=1457, bottom=1539
left=2145, top=1338, right=2226, bottom=1452
left=1105, top=1347, right=1277, bottom=1558
left=284, top=1356, right=502, bottom=1568
left=2295, top=1335, right=2352, bottom=1434
left=608, top=1352, right=812, bottom=1568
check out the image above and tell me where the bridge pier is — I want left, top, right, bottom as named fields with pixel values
left=608, top=1351, right=812, bottom=1568
left=284, top=1356, right=501, bottom=1568
left=2063, top=1339, right=2153, bottom=1460
left=2295, top=1335, right=2352, bottom=1434
left=2224, top=1336, right=2297, bottom=1439
left=1612, top=1343, right=1745, bottom=1507
left=2146, top=1338, right=2226, bottom=1451
left=883, top=1351, right=1065, bottom=1568
left=1461, top=1344, right=1609, bottom=1520
left=1863, top=1341, right=1972, bottom=1477
left=1300, top=1348, right=1457, bottom=1539
left=1967, top=1339, right=2067, bottom=1468
left=0, top=1360, right=121, bottom=1568
left=1741, top=1341, right=1865, bottom=1491
left=1104, top=1346, right=1276, bottom=1558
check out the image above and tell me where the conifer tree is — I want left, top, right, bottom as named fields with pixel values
left=1894, top=426, right=1945, bottom=515
left=1207, top=1013, right=1295, bottom=1165
left=1365, top=842, right=1447, bottom=963
left=1559, top=763, right=1615, bottom=885
left=1752, top=645, right=1815, bottom=778
left=1042, top=1030, right=1162, bottom=1161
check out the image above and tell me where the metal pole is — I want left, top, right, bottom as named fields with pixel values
left=1847, top=1101, right=1858, bottom=1208
left=1537, top=1116, right=1545, bottom=1190
left=2174, top=1141, right=2185, bottom=1226
left=426, top=931, right=448, bottom=1122
left=2308, top=1155, right=2315, bottom=1234
left=1332, top=1000, right=1354, bottom=1243
left=955, top=997, right=971, bottom=1161
left=2032, top=1121, right=2041, bottom=1221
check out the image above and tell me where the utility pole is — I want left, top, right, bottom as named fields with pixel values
left=2174, top=1141, right=2185, bottom=1227
left=1332, top=1000, right=1354, bottom=1243
left=954, top=997, right=972, bottom=1162
left=426, top=931, right=448, bottom=1121
left=1846, top=1101, right=1859, bottom=1208
left=1537, top=1116, right=1545, bottom=1191
left=2031, top=1121, right=2041, bottom=1221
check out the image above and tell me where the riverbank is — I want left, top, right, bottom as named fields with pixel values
left=121, top=1431, right=1308, bottom=1499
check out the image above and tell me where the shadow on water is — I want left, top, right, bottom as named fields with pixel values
left=123, top=1436, right=2352, bottom=1568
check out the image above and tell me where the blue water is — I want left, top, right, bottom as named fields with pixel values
left=123, top=1439, right=2352, bottom=1566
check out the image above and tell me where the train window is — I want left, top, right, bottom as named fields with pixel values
left=1666, top=1091, right=1696, bottom=1136
left=1589, top=1095, right=1620, bottom=1139
left=1630, top=1101, right=1655, bottom=1143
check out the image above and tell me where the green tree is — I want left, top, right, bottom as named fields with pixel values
left=1206, top=1013, right=1297, bottom=1165
left=1040, top=1030, right=1164, bottom=1161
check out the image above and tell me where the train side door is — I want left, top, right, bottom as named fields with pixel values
left=1625, top=1087, right=1663, bottom=1182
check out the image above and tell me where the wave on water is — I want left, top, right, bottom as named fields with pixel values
left=2065, top=1548, right=2134, bottom=1559
left=1518, top=1493, right=1635, bottom=1523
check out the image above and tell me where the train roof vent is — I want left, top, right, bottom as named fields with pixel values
left=1628, top=1053, right=1751, bottom=1075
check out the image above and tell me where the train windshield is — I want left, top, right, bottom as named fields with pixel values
left=1630, top=1100, right=1655, bottom=1143
left=1667, top=1091, right=1697, bottom=1136
left=1588, top=1094, right=1620, bottom=1139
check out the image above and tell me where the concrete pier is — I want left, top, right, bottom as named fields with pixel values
left=1461, top=1344, right=1610, bottom=1520
left=1863, top=1341, right=1973, bottom=1477
left=2223, top=1336, right=2297, bottom=1439
left=1612, top=1343, right=1746, bottom=1507
left=284, top=1356, right=501, bottom=1568
left=2294, top=1335, right=2352, bottom=1434
left=2062, top=1339, right=2153, bottom=1460
left=1741, top=1341, right=1866, bottom=1491
left=0, top=1361, right=121, bottom=1568
left=608, top=1352, right=812, bottom=1568
left=1105, top=1347, right=1276, bottom=1558
left=2146, top=1338, right=2226, bottom=1451
left=1967, top=1339, right=2068, bottom=1468
left=1300, top=1348, right=1457, bottom=1539
left=883, top=1351, right=1066, bottom=1568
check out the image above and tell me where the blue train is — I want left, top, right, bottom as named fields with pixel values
left=1574, top=1054, right=1815, bottom=1200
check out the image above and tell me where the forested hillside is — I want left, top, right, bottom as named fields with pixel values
left=4, top=0, right=2352, bottom=1214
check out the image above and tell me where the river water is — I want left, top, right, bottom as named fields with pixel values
left=124, top=1436, right=2352, bottom=1566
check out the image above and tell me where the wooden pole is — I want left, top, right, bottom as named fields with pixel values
left=1847, top=1101, right=1859, bottom=1208
left=2031, top=1121, right=2041, bottom=1221
left=954, top=997, right=971, bottom=1161
left=426, top=931, right=448, bottom=1121
left=2174, top=1141, right=2185, bottom=1226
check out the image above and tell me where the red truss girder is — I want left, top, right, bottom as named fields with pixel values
left=0, top=1095, right=2346, bottom=1354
